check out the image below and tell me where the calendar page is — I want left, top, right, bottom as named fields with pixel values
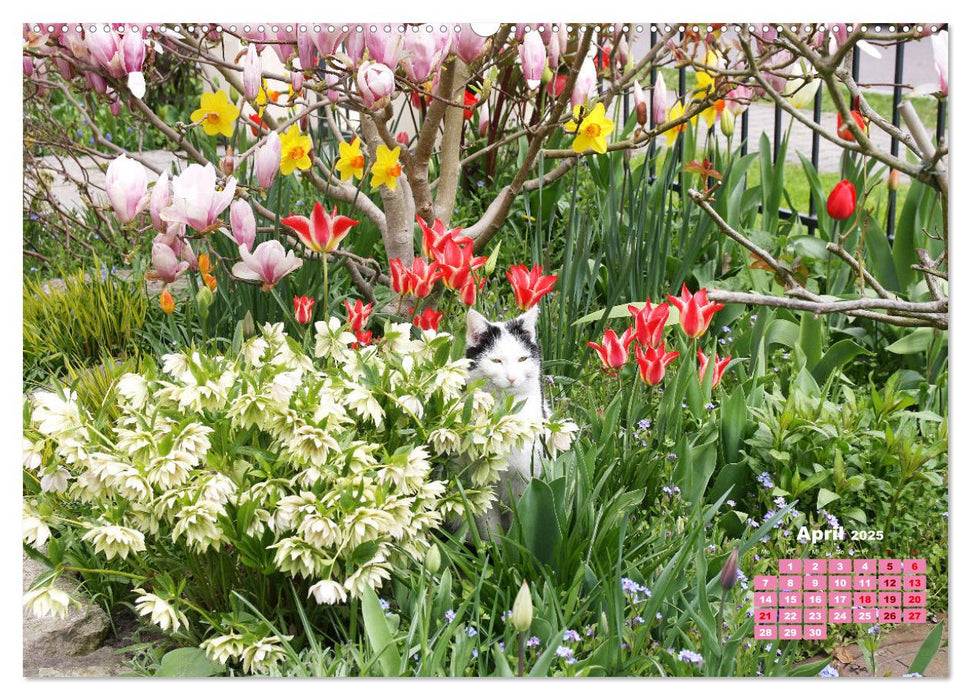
left=21, top=14, right=948, bottom=681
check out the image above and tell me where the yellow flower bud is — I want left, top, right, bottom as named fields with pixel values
left=424, top=543, right=441, bottom=575
left=510, top=581, right=533, bottom=633
left=720, top=109, right=735, bottom=138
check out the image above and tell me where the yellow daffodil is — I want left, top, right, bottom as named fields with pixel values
left=664, top=100, right=697, bottom=147
left=279, top=125, right=313, bottom=176
left=371, top=145, right=402, bottom=191
left=700, top=99, right=726, bottom=129
left=564, top=102, right=614, bottom=155
left=694, top=50, right=719, bottom=97
left=336, top=137, right=366, bottom=182
left=191, top=91, right=240, bottom=139
left=255, top=83, right=282, bottom=117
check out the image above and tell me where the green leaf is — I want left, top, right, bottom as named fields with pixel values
left=811, top=339, right=872, bottom=384
left=360, top=586, right=399, bottom=676
left=514, top=480, right=562, bottom=566
left=528, top=628, right=568, bottom=677
left=816, top=488, right=840, bottom=509
left=572, top=303, right=680, bottom=327
left=886, top=328, right=934, bottom=355
left=493, top=644, right=515, bottom=677
left=907, top=621, right=945, bottom=676
left=155, top=647, right=224, bottom=677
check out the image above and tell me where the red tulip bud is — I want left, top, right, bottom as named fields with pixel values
left=826, top=180, right=857, bottom=221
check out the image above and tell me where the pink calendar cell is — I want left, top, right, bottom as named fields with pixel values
left=804, top=592, right=826, bottom=607
left=755, top=625, right=777, bottom=640
left=804, top=625, right=827, bottom=640
left=879, top=576, right=901, bottom=590
left=804, top=609, right=826, bottom=624
left=754, top=592, right=777, bottom=607
left=854, top=591, right=878, bottom=607
left=853, top=559, right=877, bottom=574
left=904, top=609, right=927, bottom=624
left=805, top=559, right=827, bottom=574
left=804, top=574, right=826, bottom=590
left=828, top=591, right=852, bottom=607
left=829, top=608, right=851, bottom=624
left=755, top=609, right=777, bottom=624
left=779, top=608, right=802, bottom=624
left=779, top=559, right=803, bottom=574
left=855, top=575, right=877, bottom=590
left=779, top=625, right=802, bottom=641
left=904, top=575, right=926, bottom=591
left=879, top=559, right=902, bottom=574
left=829, top=575, right=852, bottom=590
left=779, top=575, right=801, bottom=590
left=880, top=608, right=902, bottom=624
left=779, top=592, right=802, bottom=607
left=829, top=559, right=852, bottom=574
left=854, top=608, right=878, bottom=623
left=904, top=592, right=926, bottom=607
left=903, top=559, right=926, bottom=574
left=879, top=591, right=901, bottom=607
left=754, top=575, right=777, bottom=590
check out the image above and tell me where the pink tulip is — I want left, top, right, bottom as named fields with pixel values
left=357, top=61, right=395, bottom=109
left=105, top=154, right=150, bottom=225
left=571, top=56, right=596, bottom=108
left=255, top=131, right=281, bottom=190
left=519, top=31, right=546, bottom=90
left=652, top=73, right=668, bottom=125
left=161, top=163, right=236, bottom=233
left=310, top=26, right=347, bottom=58
left=401, top=29, right=449, bottom=83
left=149, top=171, right=170, bottom=232
left=232, top=240, right=303, bottom=290
left=365, top=28, right=404, bottom=70
left=243, top=43, right=260, bottom=100
left=150, top=241, right=189, bottom=284
left=453, top=24, right=488, bottom=64
left=228, top=199, right=256, bottom=251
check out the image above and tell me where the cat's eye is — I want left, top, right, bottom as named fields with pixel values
left=518, top=356, right=529, bottom=363
left=491, top=358, right=502, bottom=364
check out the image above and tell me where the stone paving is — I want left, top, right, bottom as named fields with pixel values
left=807, top=617, right=948, bottom=677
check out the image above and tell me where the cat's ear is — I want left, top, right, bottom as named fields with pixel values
left=466, top=309, right=492, bottom=346
left=517, top=305, right=539, bottom=342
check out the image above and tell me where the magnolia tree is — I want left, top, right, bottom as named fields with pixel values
left=23, top=22, right=947, bottom=333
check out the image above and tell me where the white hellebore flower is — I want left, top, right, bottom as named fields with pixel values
left=24, top=586, right=74, bottom=620
left=308, top=579, right=348, bottom=605
left=22, top=437, right=43, bottom=471
left=241, top=636, right=290, bottom=674
left=23, top=511, right=52, bottom=547
left=116, top=373, right=149, bottom=408
left=201, top=633, right=247, bottom=665
left=134, top=589, right=189, bottom=632
left=81, top=524, right=147, bottom=561
left=32, top=390, right=82, bottom=436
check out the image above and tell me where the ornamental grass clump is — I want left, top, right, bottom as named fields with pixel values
left=23, top=320, right=574, bottom=672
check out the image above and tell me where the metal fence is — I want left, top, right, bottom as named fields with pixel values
left=640, top=26, right=948, bottom=241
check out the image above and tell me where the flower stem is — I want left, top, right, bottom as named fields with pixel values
left=518, top=631, right=526, bottom=677
left=322, top=252, right=330, bottom=320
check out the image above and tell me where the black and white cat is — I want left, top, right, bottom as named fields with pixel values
left=465, top=306, right=549, bottom=538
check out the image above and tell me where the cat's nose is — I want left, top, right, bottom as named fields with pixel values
left=506, top=376, right=517, bottom=385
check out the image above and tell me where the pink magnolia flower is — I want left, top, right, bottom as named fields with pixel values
left=633, top=80, right=648, bottom=125
left=724, top=85, right=754, bottom=116
left=571, top=56, right=597, bottom=108
left=228, top=199, right=256, bottom=250
left=281, top=201, right=359, bottom=253
left=243, top=43, right=260, bottom=100
left=452, top=25, right=488, bottom=64
left=932, top=30, right=948, bottom=96
left=86, top=29, right=124, bottom=78
left=255, top=131, right=281, bottom=190
left=401, top=28, right=450, bottom=83
left=149, top=170, right=170, bottom=231
left=519, top=31, right=547, bottom=90
left=345, top=28, right=366, bottom=68
left=310, top=26, right=348, bottom=58
left=105, top=154, right=150, bottom=225
left=272, top=26, right=296, bottom=64
left=161, top=163, right=236, bottom=233
left=232, top=240, right=303, bottom=290
left=296, top=28, right=315, bottom=71
left=357, top=60, right=396, bottom=109
left=150, top=241, right=190, bottom=284
left=365, top=28, right=404, bottom=70
left=653, top=72, right=668, bottom=125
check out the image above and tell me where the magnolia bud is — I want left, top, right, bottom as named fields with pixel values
left=242, top=310, right=256, bottom=338
left=220, top=146, right=235, bottom=177
left=510, top=581, right=533, bottom=633
left=635, top=102, right=648, bottom=127
left=720, top=547, right=740, bottom=591
left=424, top=543, right=441, bottom=575
left=720, top=109, right=735, bottom=137
left=480, top=66, right=498, bottom=102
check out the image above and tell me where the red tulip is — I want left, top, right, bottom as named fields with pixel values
left=417, top=216, right=470, bottom=259
left=413, top=307, right=443, bottom=331
left=459, top=277, right=482, bottom=306
left=248, top=113, right=268, bottom=137
left=635, top=342, right=679, bottom=386
left=546, top=74, right=568, bottom=97
left=463, top=90, right=477, bottom=120
left=698, top=349, right=731, bottom=388
left=666, top=285, right=724, bottom=339
left=434, top=237, right=486, bottom=291
left=837, top=110, right=868, bottom=141
left=827, top=180, right=857, bottom=221
left=396, top=131, right=410, bottom=146
left=282, top=202, right=359, bottom=254
left=344, top=299, right=374, bottom=332
left=628, top=300, right=670, bottom=348
left=294, top=295, right=315, bottom=324
left=506, top=264, right=558, bottom=311
left=588, top=328, right=635, bottom=374
left=352, top=329, right=374, bottom=349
